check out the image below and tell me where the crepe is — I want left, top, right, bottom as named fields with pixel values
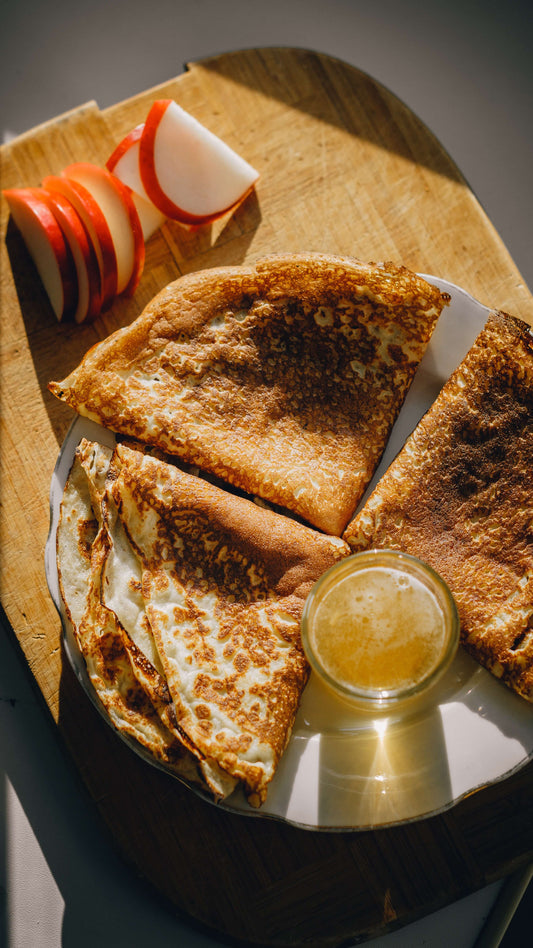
left=56, top=438, right=111, bottom=631
left=58, top=439, right=237, bottom=799
left=58, top=437, right=350, bottom=804
left=343, top=310, right=533, bottom=702
left=49, top=253, right=449, bottom=535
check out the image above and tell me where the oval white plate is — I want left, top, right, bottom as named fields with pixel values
left=45, top=276, right=533, bottom=831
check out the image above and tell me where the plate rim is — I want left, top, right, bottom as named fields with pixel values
left=44, top=274, right=533, bottom=832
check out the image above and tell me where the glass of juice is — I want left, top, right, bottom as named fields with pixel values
left=301, top=549, right=460, bottom=713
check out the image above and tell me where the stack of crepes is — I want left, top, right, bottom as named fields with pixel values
left=52, top=252, right=457, bottom=804
left=58, top=437, right=350, bottom=805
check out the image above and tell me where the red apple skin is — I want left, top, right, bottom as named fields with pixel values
left=106, top=124, right=144, bottom=175
left=39, top=187, right=103, bottom=322
left=42, top=173, right=118, bottom=310
left=3, top=186, right=78, bottom=321
left=61, top=162, right=145, bottom=298
left=139, top=99, right=246, bottom=226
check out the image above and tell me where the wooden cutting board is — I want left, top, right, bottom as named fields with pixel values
left=1, top=48, right=532, bottom=947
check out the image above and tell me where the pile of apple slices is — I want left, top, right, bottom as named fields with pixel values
left=3, top=99, right=259, bottom=323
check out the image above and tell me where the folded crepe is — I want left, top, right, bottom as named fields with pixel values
left=57, top=439, right=235, bottom=799
left=49, top=253, right=449, bottom=535
left=344, top=310, right=533, bottom=702
left=57, top=437, right=349, bottom=804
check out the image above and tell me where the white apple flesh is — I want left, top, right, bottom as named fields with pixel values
left=107, top=124, right=150, bottom=200
left=61, top=163, right=145, bottom=296
left=139, top=99, right=259, bottom=224
left=131, top=190, right=169, bottom=241
left=3, top=187, right=77, bottom=321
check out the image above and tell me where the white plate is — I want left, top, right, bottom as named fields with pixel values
left=45, top=276, right=533, bottom=831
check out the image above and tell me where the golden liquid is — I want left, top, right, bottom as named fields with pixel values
left=309, top=566, right=446, bottom=693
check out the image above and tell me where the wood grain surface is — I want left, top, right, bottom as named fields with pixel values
left=1, top=48, right=532, bottom=947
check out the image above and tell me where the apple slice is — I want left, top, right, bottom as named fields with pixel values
left=61, top=163, right=145, bottom=297
left=139, top=99, right=259, bottom=225
left=106, top=123, right=167, bottom=239
left=106, top=124, right=150, bottom=201
left=3, top=186, right=77, bottom=321
left=131, top=190, right=169, bottom=241
left=42, top=173, right=118, bottom=310
left=39, top=188, right=103, bottom=323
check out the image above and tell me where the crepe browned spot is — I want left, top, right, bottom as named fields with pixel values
left=344, top=311, right=533, bottom=702
left=49, top=253, right=449, bottom=535
left=109, top=441, right=350, bottom=804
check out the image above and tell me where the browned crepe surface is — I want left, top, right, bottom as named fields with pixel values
left=49, top=253, right=449, bottom=536
left=344, top=311, right=533, bottom=702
